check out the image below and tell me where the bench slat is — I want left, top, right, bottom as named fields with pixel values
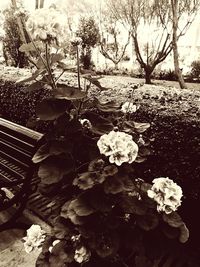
left=0, top=130, right=35, bottom=154
left=0, top=118, right=43, bottom=143
left=0, top=141, right=32, bottom=165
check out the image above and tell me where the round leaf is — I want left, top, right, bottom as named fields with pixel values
left=55, top=84, right=87, bottom=100
left=137, top=213, right=159, bottom=231
left=36, top=98, right=68, bottom=120
left=32, top=143, right=50, bottom=163
left=162, top=212, right=183, bottom=228
left=38, top=156, right=73, bottom=184
left=120, top=196, right=147, bottom=215
left=179, top=223, right=189, bottom=243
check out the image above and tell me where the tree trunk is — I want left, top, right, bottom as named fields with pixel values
left=11, top=0, right=27, bottom=45
left=35, top=0, right=39, bottom=9
left=171, top=0, right=187, bottom=89
left=114, top=62, right=118, bottom=70
left=40, top=0, right=44, bottom=8
left=144, top=66, right=153, bottom=84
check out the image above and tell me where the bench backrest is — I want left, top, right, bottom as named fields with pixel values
left=0, top=118, right=43, bottom=186
left=0, top=118, right=44, bottom=230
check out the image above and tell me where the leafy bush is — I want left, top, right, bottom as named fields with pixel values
left=76, top=16, right=100, bottom=69
left=190, top=60, right=200, bottom=80
left=155, top=69, right=177, bottom=81
left=3, top=5, right=29, bottom=67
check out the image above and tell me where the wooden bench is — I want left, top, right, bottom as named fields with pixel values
left=0, top=118, right=44, bottom=231
left=0, top=118, right=64, bottom=231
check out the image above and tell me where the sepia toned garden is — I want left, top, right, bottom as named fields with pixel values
left=0, top=0, right=200, bottom=266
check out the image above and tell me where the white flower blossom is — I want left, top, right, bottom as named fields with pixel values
left=121, top=102, right=137, bottom=113
left=97, top=131, right=138, bottom=166
left=74, top=246, right=91, bottom=263
left=49, top=239, right=61, bottom=253
left=23, top=225, right=46, bottom=253
left=26, top=6, right=69, bottom=44
left=79, top=119, right=92, bottom=129
left=147, top=177, right=183, bottom=214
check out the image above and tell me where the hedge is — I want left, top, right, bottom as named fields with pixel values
left=0, top=79, right=52, bottom=132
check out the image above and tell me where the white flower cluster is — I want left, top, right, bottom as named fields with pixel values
left=26, top=6, right=68, bottom=43
left=74, top=246, right=91, bottom=263
left=121, top=102, right=137, bottom=113
left=147, top=177, right=183, bottom=214
left=23, top=225, right=46, bottom=253
left=97, top=131, right=138, bottom=166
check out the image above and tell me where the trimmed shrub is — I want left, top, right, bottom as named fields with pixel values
left=0, top=79, right=51, bottom=131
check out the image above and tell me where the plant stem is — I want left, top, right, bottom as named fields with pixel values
left=55, top=70, right=65, bottom=83
left=45, top=42, right=57, bottom=90
left=76, top=45, right=81, bottom=89
left=77, top=81, right=91, bottom=116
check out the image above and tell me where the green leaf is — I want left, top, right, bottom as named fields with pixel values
left=84, top=111, right=114, bottom=135
left=73, top=198, right=95, bottom=216
left=179, top=223, right=189, bottom=243
left=124, top=121, right=150, bottom=134
left=137, top=213, right=159, bottom=231
left=32, top=143, right=50, bottom=163
left=54, top=84, right=87, bottom=100
left=135, top=254, right=152, bottom=267
left=138, top=147, right=151, bottom=157
left=95, top=98, right=120, bottom=112
left=120, top=196, right=147, bottom=215
left=38, top=155, right=73, bottom=185
left=133, top=122, right=151, bottom=133
left=84, top=76, right=107, bottom=90
left=32, top=141, right=70, bottom=164
left=57, top=61, right=76, bottom=71
left=53, top=217, right=72, bottom=239
left=80, top=69, right=97, bottom=76
left=50, top=53, right=65, bottom=64
left=162, top=223, right=179, bottom=239
left=135, top=156, right=147, bottom=163
left=24, top=81, right=43, bottom=92
left=162, top=212, right=183, bottom=228
left=17, top=69, right=47, bottom=84
left=36, top=58, right=46, bottom=69
left=36, top=98, right=68, bottom=120
left=19, top=41, right=43, bottom=52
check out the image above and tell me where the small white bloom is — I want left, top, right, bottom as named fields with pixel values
left=97, top=131, right=138, bottom=166
left=74, top=246, right=91, bottom=263
left=71, top=234, right=81, bottom=242
left=147, top=177, right=183, bottom=214
left=121, top=102, right=137, bottom=113
left=79, top=119, right=92, bottom=129
left=49, top=239, right=60, bottom=253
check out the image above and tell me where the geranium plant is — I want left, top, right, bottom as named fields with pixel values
left=19, top=5, right=189, bottom=267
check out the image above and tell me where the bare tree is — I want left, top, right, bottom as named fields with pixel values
left=170, top=0, right=199, bottom=88
left=107, top=0, right=200, bottom=84
left=99, top=11, right=131, bottom=69
left=35, top=0, right=44, bottom=9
